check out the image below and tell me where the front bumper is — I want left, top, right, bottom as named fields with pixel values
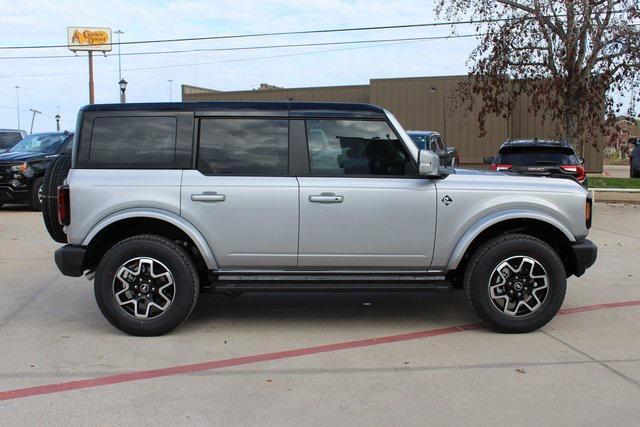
left=54, top=245, right=87, bottom=277
left=570, top=239, right=597, bottom=277
left=0, top=184, right=30, bottom=204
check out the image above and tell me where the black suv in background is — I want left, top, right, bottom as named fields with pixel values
left=0, top=131, right=73, bottom=210
left=407, top=131, right=458, bottom=167
left=484, top=139, right=587, bottom=187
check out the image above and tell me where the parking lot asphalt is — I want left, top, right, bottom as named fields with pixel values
left=0, top=203, right=639, bottom=426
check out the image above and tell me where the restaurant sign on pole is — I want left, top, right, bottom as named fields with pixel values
left=67, top=27, right=112, bottom=104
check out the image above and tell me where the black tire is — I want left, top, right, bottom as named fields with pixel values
left=464, top=234, right=566, bottom=333
left=94, top=234, right=200, bottom=336
left=29, top=177, right=44, bottom=211
left=41, top=154, right=71, bottom=243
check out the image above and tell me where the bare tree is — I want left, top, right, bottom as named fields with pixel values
left=436, top=0, right=640, bottom=155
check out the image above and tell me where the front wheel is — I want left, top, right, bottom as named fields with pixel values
left=464, top=234, right=566, bottom=333
left=29, top=177, right=44, bottom=211
left=94, top=234, right=200, bottom=336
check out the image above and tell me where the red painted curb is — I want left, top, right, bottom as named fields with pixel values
left=1, top=299, right=639, bottom=402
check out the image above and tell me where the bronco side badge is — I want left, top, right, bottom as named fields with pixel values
left=441, top=195, right=453, bottom=206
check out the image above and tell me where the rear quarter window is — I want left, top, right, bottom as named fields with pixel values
left=89, top=116, right=176, bottom=164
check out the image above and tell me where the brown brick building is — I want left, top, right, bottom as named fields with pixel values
left=182, top=75, right=603, bottom=172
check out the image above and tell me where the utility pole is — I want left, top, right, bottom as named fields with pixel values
left=88, top=51, right=95, bottom=104
left=168, top=79, right=173, bottom=101
left=15, top=86, right=20, bottom=129
left=29, top=109, right=41, bottom=134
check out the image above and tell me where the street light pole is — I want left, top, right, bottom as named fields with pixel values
left=114, top=30, right=123, bottom=81
left=15, top=86, right=20, bottom=129
left=29, top=109, right=41, bottom=134
left=168, top=79, right=173, bottom=101
left=55, top=114, right=61, bottom=131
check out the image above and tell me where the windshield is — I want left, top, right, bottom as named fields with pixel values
left=9, top=133, right=67, bottom=154
left=0, top=132, right=23, bottom=149
left=409, top=134, right=428, bottom=150
left=497, top=147, right=578, bottom=165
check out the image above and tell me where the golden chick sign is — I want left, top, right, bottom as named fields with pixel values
left=67, top=27, right=112, bottom=52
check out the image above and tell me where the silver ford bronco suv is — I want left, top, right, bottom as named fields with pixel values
left=46, top=102, right=597, bottom=336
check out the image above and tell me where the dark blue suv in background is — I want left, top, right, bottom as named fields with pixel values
left=0, top=131, right=73, bottom=210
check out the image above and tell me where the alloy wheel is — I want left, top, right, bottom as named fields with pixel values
left=488, top=255, right=549, bottom=317
left=112, top=257, right=176, bottom=319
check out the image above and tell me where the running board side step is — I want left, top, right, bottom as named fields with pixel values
left=210, top=272, right=452, bottom=293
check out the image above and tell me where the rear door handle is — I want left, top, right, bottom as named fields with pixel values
left=309, top=193, right=343, bottom=203
left=191, top=192, right=226, bottom=203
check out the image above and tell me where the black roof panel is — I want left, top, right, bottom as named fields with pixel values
left=81, top=101, right=387, bottom=118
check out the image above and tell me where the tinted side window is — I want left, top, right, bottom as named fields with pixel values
left=306, top=119, right=414, bottom=176
left=90, top=116, right=176, bottom=164
left=198, top=119, right=288, bottom=175
left=0, top=132, right=22, bottom=149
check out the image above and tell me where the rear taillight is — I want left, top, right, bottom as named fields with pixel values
left=491, top=164, right=512, bottom=171
left=561, top=165, right=586, bottom=183
left=585, top=193, right=592, bottom=229
left=57, top=184, right=70, bottom=226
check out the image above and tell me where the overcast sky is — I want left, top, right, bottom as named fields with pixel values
left=0, top=0, right=630, bottom=133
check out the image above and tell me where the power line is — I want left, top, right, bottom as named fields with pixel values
left=0, top=33, right=479, bottom=61
left=0, top=34, right=475, bottom=79
left=0, top=9, right=631, bottom=51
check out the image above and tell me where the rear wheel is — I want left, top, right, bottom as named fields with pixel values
left=464, top=234, right=566, bottom=333
left=94, top=235, right=199, bottom=336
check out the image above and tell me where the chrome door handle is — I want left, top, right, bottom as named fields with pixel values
left=191, top=192, right=226, bottom=202
left=309, top=193, right=343, bottom=203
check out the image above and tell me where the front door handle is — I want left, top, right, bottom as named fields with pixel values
left=309, top=193, right=343, bottom=203
left=191, top=192, right=226, bottom=203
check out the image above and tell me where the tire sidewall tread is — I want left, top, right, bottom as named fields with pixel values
left=94, top=234, right=200, bottom=336
left=463, top=233, right=566, bottom=333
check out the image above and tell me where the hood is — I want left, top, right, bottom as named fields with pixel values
left=452, top=168, right=499, bottom=176
left=0, top=151, right=47, bottom=162
left=439, top=167, right=587, bottom=195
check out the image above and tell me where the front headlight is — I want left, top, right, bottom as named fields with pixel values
left=10, top=162, right=27, bottom=173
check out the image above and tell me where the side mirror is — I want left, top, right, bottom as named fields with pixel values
left=483, top=156, right=494, bottom=165
left=579, top=157, right=585, bottom=165
left=418, top=149, right=441, bottom=176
